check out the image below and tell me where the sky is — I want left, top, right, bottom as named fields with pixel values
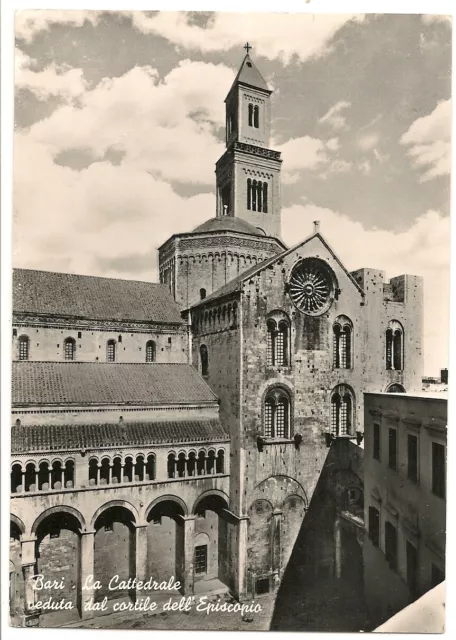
left=13, top=10, right=452, bottom=375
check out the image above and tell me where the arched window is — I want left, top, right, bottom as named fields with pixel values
left=387, top=383, right=406, bottom=393
left=386, top=320, right=404, bottom=371
left=331, top=385, right=355, bottom=436
left=248, top=103, right=254, bottom=127
left=146, top=340, right=156, bottom=363
left=146, top=454, right=156, bottom=481
left=107, top=339, right=116, bottom=362
left=18, top=335, right=29, bottom=360
left=200, top=288, right=206, bottom=300
left=252, top=179, right=257, bottom=211
left=216, top=450, right=225, bottom=474
left=64, top=337, right=76, bottom=361
left=257, top=181, right=263, bottom=212
left=247, top=178, right=252, bottom=210
left=167, top=453, right=176, bottom=479
left=333, top=316, right=353, bottom=369
left=266, top=313, right=290, bottom=367
left=263, top=387, right=291, bottom=439
left=253, top=105, right=259, bottom=128
left=263, top=182, right=268, bottom=213
left=200, top=344, right=208, bottom=377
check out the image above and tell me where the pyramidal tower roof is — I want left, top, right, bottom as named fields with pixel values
left=226, top=52, right=272, bottom=99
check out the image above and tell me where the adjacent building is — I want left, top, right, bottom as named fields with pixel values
left=363, top=392, right=446, bottom=628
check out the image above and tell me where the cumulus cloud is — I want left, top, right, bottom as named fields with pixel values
left=276, top=136, right=345, bottom=183
left=357, top=132, right=379, bottom=151
left=282, top=203, right=450, bottom=375
left=15, top=10, right=101, bottom=43
left=400, top=99, right=451, bottom=182
left=318, top=100, right=351, bottom=131
left=13, top=133, right=214, bottom=280
left=128, top=12, right=365, bottom=64
left=20, top=60, right=234, bottom=184
left=15, top=47, right=87, bottom=101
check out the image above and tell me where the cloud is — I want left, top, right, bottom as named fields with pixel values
left=282, top=203, right=450, bottom=375
left=400, top=99, right=451, bottom=182
left=326, top=138, right=340, bottom=152
left=20, top=60, right=235, bottom=185
left=277, top=136, right=328, bottom=183
left=15, top=10, right=101, bottom=43
left=128, top=12, right=365, bottom=63
left=318, top=100, right=351, bottom=131
left=276, top=136, right=344, bottom=183
left=357, top=132, right=379, bottom=151
left=357, top=159, right=371, bottom=175
left=13, top=134, right=214, bottom=280
left=15, top=47, right=87, bottom=101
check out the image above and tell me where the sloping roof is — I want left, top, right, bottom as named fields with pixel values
left=11, top=419, right=229, bottom=453
left=192, top=216, right=266, bottom=236
left=12, top=362, right=218, bottom=406
left=13, top=268, right=183, bottom=325
left=190, top=231, right=365, bottom=309
left=227, top=54, right=271, bottom=97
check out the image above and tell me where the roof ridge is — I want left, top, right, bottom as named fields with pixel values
left=13, top=267, right=165, bottom=287
left=190, top=230, right=365, bottom=308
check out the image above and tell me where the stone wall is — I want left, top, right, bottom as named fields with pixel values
left=12, top=324, right=188, bottom=363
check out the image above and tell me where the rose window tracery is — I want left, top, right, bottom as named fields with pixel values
left=288, top=258, right=335, bottom=316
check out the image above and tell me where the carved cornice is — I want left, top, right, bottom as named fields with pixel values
left=177, top=236, right=281, bottom=252
left=13, top=314, right=185, bottom=333
left=233, top=141, right=282, bottom=161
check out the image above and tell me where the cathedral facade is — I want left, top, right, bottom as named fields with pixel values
left=10, top=52, right=423, bottom=626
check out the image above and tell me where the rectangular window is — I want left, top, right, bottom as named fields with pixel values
left=13, top=328, right=17, bottom=337
left=78, top=331, right=82, bottom=339
left=267, top=331, right=273, bottom=367
left=407, top=434, right=419, bottom=483
left=373, top=423, right=381, bottom=461
left=406, top=540, right=418, bottom=597
left=388, top=428, right=397, bottom=470
left=195, top=545, right=207, bottom=575
left=432, top=442, right=446, bottom=498
left=368, top=506, right=380, bottom=547
left=276, top=332, right=284, bottom=367
left=168, top=337, right=172, bottom=345
left=431, top=563, right=445, bottom=588
left=385, top=521, right=398, bottom=571
left=331, top=400, right=338, bottom=436
left=276, top=403, right=285, bottom=438
left=118, top=335, right=122, bottom=343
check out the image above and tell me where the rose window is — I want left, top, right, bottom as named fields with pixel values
left=288, top=258, right=335, bottom=315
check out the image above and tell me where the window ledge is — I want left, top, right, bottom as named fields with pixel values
left=261, top=437, right=294, bottom=445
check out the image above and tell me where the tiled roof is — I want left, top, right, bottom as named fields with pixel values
left=13, top=268, right=184, bottom=325
left=11, top=419, right=229, bottom=453
left=12, top=362, right=218, bottom=406
left=192, top=216, right=265, bottom=236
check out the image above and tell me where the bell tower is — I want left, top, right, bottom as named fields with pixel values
left=215, top=45, right=282, bottom=237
